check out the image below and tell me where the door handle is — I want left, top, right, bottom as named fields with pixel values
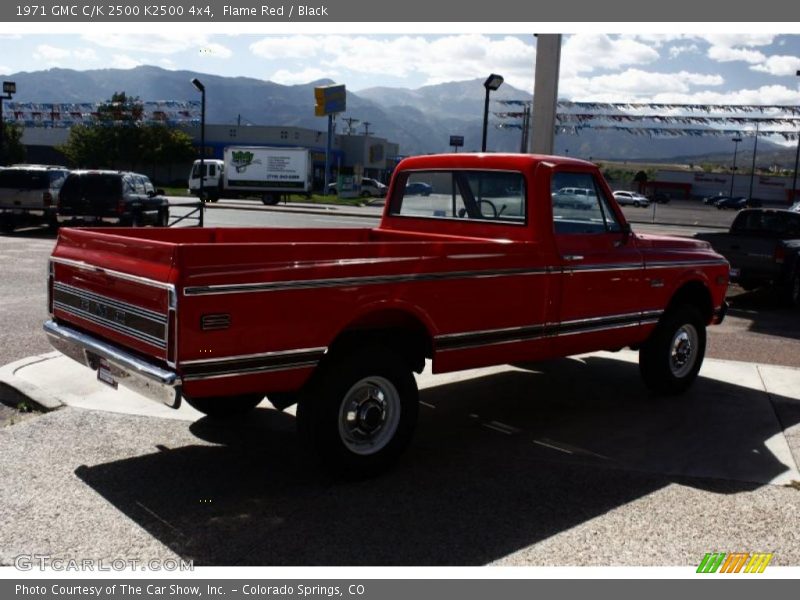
left=562, top=255, right=584, bottom=261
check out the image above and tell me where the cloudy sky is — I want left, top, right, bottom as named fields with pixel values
left=0, top=32, right=799, bottom=104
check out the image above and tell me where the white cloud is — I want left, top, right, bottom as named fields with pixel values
left=668, top=44, right=699, bottom=59
left=271, top=67, right=335, bottom=85
left=33, top=44, right=71, bottom=63
left=159, top=58, right=176, bottom=69
left=560, top=69, right=724, bottom=101
left=561, top=34, right=659, bottom=77
left=251, top=34, right=536, bottom=90
left=622, top=34, right=689, bottom=47
left=73, top=48, right=98, bottom=62
left=708, top=45, right=766, bottom=64
left=81, top=32, right=211, bottom=55
left=700, top=34, right=775, bottom=48
left=750, top=55, right=800, bottom=76
left=565, top=83, right=800, bottom=106
left=199, top=42, right=233, bottom=59
left=111, top=54, right=142, bottom=69
left=250, top=36, right=318, bottom=59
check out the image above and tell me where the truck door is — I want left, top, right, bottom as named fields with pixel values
left=549, top=169, right=646, bottom=356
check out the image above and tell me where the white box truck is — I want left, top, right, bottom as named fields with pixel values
left=188, top=146, right=312, bottom=205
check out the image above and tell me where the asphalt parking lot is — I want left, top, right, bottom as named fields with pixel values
left=0, top=201, right=799, bottom=567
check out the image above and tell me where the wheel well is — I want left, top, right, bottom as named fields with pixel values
left=667, top=280, right=713, bottom=323
left=326, top=311, right=432, bottom=374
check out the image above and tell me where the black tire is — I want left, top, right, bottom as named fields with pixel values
left=261, top=193, right=279, bottom=205
left=157, top=208, right=169, bottom=227
left=297, top=345, right=419, bottom=477
left=633, top=201, right=640, bottom=207
left=787, top=270, right=800, bottom=308
left=639, top=305, right=706, bottom=395
left=184, top=394, right=264, bottom=419
left=0, top=215, right=16, bottom=234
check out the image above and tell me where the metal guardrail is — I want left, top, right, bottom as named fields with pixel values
left=167, top=200, right=204, bottom=227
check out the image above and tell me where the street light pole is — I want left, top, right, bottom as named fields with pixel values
left=191, top=78, right=206, bottom=227
left=730, top=136, right=742, bottom=198
left=748, top=121, right=759, bottom=202
left=0, top=81, right=17, bottom=167
left=481, top=74, right=504, bottom=152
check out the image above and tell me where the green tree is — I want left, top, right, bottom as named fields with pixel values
left=58, top=92, right=195, bottom=175
left=1, top=122, right=26, bottom=165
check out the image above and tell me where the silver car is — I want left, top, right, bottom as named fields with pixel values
left=613, top=190, right=650, bottom=207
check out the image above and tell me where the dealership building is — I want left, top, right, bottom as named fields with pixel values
left=644, top=169, right=800, bottom=204
left=19, top=123, right=401, bottom=188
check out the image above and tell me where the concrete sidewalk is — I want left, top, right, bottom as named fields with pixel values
left=2, top=349, right=799, bottom=487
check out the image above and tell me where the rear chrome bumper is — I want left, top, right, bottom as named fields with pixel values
left=43, top=320, right=182, bottom=408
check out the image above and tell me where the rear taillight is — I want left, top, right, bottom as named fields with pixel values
left=775, top=244, right=786, bottom=264
left=43, top=192, right=53, bottom=207
left=47, top=261, right=54, bottom=314
left=167, top=288, right=177, bottom=366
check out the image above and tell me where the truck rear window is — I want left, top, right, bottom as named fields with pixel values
left=0, top=169, right=50, bottom=190
left=389, top=170, right=526, bottom=225
left=61, top=175, right=123, bottom=200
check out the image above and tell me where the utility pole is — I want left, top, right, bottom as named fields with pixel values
left=748, top=121, right=759, bottom=202
left=529, top=34, right=562, bottom=154
left=362, top=121, right=372, bottom=136
left=343, top=117, right=359, bottom=135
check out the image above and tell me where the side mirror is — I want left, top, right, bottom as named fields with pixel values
left=156, top=188, right=165, bottom=196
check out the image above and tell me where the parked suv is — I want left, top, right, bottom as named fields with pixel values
left=57, top=171, right=169, bottom=227
left=0, top=164, right=70, bottom=233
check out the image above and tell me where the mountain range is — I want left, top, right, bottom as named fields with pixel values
left=3, top=65, right=793, bottom=163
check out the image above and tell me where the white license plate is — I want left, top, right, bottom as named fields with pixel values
left=729, top=268, right=741, bottom=278
left=97, top=359, right=119, bottom=390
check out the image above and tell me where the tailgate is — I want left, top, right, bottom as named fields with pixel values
left=49, top=228, right=177, bottom=364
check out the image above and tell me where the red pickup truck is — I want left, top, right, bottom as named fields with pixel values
left=44, top=153, right=729, bottom=475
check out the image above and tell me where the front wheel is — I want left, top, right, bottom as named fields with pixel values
left=787, top=270, right=800, bottom=308
left=639, top=305, right=706, bottom=395
left=184, top=394, right=264, bottom=419
left=297, top=346, right=419, bottom=477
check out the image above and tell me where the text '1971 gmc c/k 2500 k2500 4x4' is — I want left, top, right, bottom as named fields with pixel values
left=44, top=154, right=730, bottom=476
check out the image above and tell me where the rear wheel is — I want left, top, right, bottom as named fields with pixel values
left=633, top=200, right=641, bottom=207
left=157, top=208, right=169, bottom=227
left=297, top=345, right=419, bottom=477
left=639, top=305, right=706, bottom=395
left=0, top=215, right=16, bottom=234
left=261, top=193, right=279, bottom=205
left=787, top=270, right=800, bottom=308
left=184, top=394, right=264, bottom=419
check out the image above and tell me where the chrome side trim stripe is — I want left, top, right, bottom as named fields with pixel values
left=182, top=259, right=726, bottom=297
left=435, top=309, right=663, bottom=351
left=51, top=256, right=175, bottom=291
left=646, top=259, right=729, bottom=269
left=180, top=348, right=326, bottom=381
left=183, top=267, right=550, bottom=296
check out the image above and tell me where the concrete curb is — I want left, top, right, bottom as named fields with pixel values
left=0, top=352, right=66, bottom=412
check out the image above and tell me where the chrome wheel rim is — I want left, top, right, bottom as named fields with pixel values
left=338, top=376, right=401, bottom=455
left=669, top=324, right=699, bottom=378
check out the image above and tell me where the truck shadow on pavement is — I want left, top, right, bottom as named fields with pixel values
left=74, top=356, right=800, bottom=566
left=727, top=288, right=800, bottom=342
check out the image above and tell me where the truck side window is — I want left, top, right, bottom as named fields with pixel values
left=551, top=172, right=621, bottom=234
left=390, top=170, right=526, bottom=224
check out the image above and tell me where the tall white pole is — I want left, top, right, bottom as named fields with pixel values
left=528, top=34, right=562, bottom=155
